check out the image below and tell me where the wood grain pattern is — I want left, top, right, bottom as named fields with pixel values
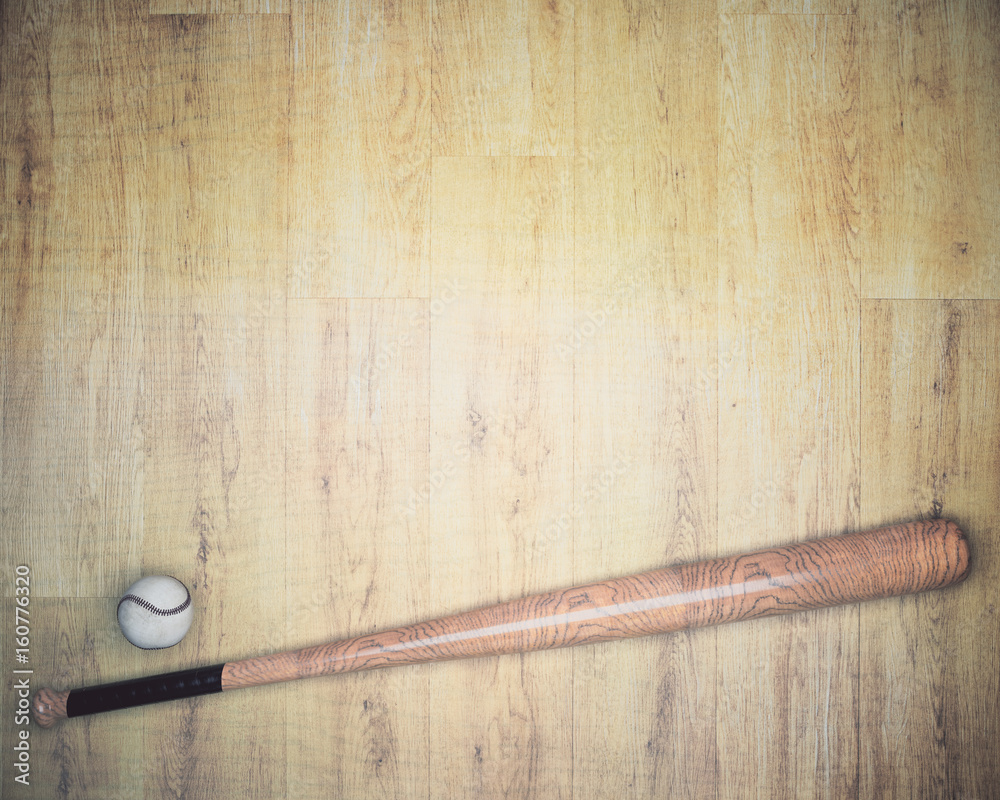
left=150, top=0, right=286, bottom=13
left=721, top=0, right=856, bottom=14
left=718, top=14, right=861, bottom=799
left=860, top=301, right=1000, bottom=798
left=3, top=0, right=998, bottom=796
left=860, top=0, right=1000, bottom=299
left=574, top=1, right=719, bottom=795
left=428, top=155, right=575, bottom=798
left=432, top=0, right=574, bottom=156
left=0, top=0, right=147, bottom=595
left=288, top=0, right=430, bottom=298
left=142, top=14, right=289, bottom=799
left=284, top=300, right=430, bottom=798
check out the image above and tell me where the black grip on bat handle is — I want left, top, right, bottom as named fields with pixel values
left=32, top=664, right=225, bottom=727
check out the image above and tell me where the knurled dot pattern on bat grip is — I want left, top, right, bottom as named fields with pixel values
left=65, top=664, right=226, bottom=717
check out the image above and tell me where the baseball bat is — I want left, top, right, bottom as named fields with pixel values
left=32, top=519, right=970, bottom=727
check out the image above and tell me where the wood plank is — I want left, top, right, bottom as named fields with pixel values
left=1, top=5, right=146, bottom=796
left=284, top=299, right=429, bottom=797
left=573, top=1, right=718, bottom=796
left=1, top=0, right=60, bottom=591
left=432, top=0, right=574, bottom=156
left=860, top=0, right=1000, bottom=299
left=0, top=0, right=147, bottom=595
left=143, top=15, right=288, bottom=799
left=289, top=0, right=430, bottom=298
left=150, top=0, right=286, bottom=13
left=860, top=300, right=1000, bottom=799
left=718, top=13, right=860, bottom=799
left=428, top=156, right=574, bottom=799
left=721, top=0, right=856, bottom=14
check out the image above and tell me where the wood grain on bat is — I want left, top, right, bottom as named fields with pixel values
left=32, top=521, right=969, bottom=727
left=220, top=521, right=969, bottom=690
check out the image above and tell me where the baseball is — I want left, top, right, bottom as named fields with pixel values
left=117, top=576, right=194, bottom=649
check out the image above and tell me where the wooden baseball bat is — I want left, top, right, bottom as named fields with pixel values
left=32, top=519, right=970, bottom=727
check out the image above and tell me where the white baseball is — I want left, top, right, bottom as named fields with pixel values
left=117, top=576, right=194, bottom=649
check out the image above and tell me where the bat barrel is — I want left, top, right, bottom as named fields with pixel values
left=32, top=520, right=970, bottom=726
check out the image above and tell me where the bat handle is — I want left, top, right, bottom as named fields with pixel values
left=31, top=665, right=226, bottom=727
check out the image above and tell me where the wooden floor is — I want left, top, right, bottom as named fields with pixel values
left=2, top=1, right=998, bottom=798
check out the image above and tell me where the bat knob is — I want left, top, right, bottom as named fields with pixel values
left=32, top=688, right=70, bottom=728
